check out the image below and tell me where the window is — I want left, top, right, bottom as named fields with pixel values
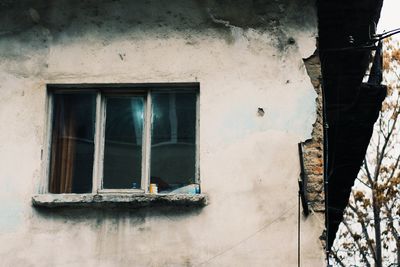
left=45, top=84, right=199, bottom=195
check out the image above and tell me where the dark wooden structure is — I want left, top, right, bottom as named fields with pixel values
left=317, top=0, right=386, bottom=251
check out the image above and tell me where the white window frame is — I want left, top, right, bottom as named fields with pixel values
left=40, top=83, right=200, bottom=195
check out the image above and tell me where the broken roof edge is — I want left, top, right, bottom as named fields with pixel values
left=317, top=0, right=385, bottom=252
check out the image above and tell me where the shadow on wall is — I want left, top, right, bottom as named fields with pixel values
left=0, top=0, right=316, bottom=44
left=32, top=205, right=205, bottom=225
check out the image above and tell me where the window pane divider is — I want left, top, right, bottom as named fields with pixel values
left=195, top=92, right=200, bottom=185
left=142, top=90, right=152, bottom=193
left=93, top=92, right=105, bottom=193
left=41, top=93, right=53, bottom=194
left=99, top=189, right=145, bottom=194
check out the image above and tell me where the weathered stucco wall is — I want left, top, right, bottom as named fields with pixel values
left=0, top=1, right=324, bottom=266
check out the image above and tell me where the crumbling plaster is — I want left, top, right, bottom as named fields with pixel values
left=0, top=0, right=324, bottom=266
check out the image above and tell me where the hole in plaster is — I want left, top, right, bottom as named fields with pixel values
left=287, top=37, right=296, bottom=45
left=257, top=107, right=265, bottom=117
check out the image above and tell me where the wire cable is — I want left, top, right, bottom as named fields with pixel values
left=298, top=190, right=301, bottom=267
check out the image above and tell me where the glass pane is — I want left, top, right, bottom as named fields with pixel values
left=103, top=96, right=144, bottom=189
left=49, top=93, right=96, bottom=193
left=150, top=91, right=197, bottom=193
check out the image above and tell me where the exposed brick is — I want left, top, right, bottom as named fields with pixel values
left=302, top=50, right=324, bottom=213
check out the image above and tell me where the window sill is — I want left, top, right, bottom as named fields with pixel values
left=32, top=193, right=208, bottom=209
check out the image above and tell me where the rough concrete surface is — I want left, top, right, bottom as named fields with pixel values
left=0, top=0, right=324, bottom=266
left=32, top=193, right=208, bottom=208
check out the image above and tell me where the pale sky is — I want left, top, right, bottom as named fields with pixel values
left=378, top=0, right=400, bottom=33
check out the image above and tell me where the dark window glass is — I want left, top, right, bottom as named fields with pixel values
left=103, top=96, right=144, bottom=189
left=151, top=94, right=171, bottom=144
left=49, top=93, right=96, bottom=193
left=150, top=91, right=197, bottom=192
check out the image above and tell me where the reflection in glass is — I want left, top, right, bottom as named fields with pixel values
left=103, top=96, right=144, bottom=189
left=150, top=91, right=197, bottom=192
left=49, top=93, right=96, bottom=193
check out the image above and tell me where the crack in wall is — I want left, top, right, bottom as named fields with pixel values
left=207, top=8, right=233, bottom=28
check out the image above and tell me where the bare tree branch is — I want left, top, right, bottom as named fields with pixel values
left=342, top=219, right=372, bottom=267
left=331, top=250, right=347, bottom=267
left=349, top=203, right=377, bottom=263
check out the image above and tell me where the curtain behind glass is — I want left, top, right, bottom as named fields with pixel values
left=49, top=93, right=95, bottom=193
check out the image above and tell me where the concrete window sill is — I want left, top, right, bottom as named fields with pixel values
left=32, top=193, right=208, bottom=208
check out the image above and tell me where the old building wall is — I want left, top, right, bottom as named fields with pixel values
left=0, top=1, right=324, bottom=266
